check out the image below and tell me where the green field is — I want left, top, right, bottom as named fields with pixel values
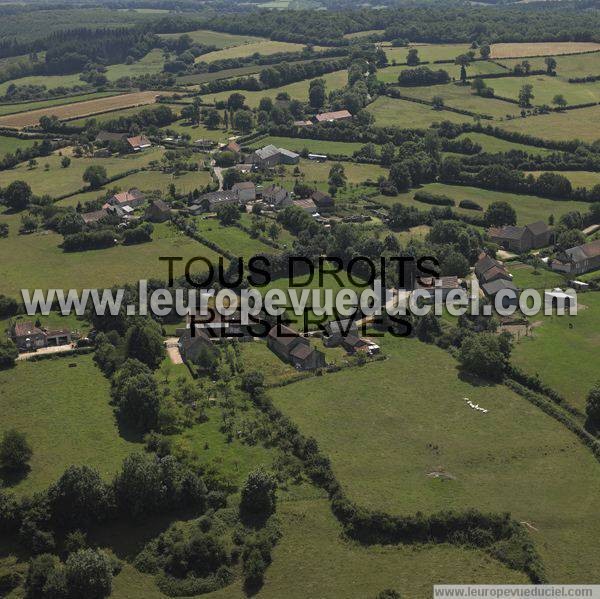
left=0, top=73, right=86, bottom=96
left=455, top=132, right=555, bottom=156
left=367, top=96, right=473, bottom=128
left=374, top=182, right=589, bottom=225
left=0, top=148, right=161, bottom=198
left=490, top=75, right=600, bottom=107
left=179, top=64, right=263, bottom=85
left=103, top=48, right=166, bottom=81
left=512, top=291, right=600, bottom=413
left=159, top=29, right=265, bottom=49
left=0, top=134, right=37, bottom=155
left=160, top=118, right=230, bottom=142
left=377, top=60, right=505, bottom=84
left=384, top=43, right=473, bottom=65
left=248, top=135, right=372, bottom=156
left=498, top=52, right=600, bottom=82
left=194, top=216, right=274, bottom=258
left=204, top=69, right=349, bottom=107
left=0, top=216, right=222, bottom=297
left=271, top=335, right=600, bottom=584
left=0, top=355, right=137, bottom=495
left=508, top=262, right=566, bottom=289
left=498, top=105, right=600, bottom=142
left=398, top=83, right=523, bottom=119
left=0, top=91, right=118, bottom=117
left=198, top=40, right=309, bottom=63
left=525, top=170, right=600, bottom=188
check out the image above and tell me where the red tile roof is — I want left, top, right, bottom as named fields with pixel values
left=314, top=110, right=352, bottom=122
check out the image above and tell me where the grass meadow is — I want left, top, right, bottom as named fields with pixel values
left=367, top=96, right=473, bottom=128
left=383, top=43, right=473, bottom=64
left=512, top=291, right=600, bottom=413
left=270, top=335, right=600, bottom=584
left=525, top=170, right=600, bottom=188
left=0, top=355, right=137, bottom=495
left=197, top=41, right=310, bottom=63
left=158, top=29, right=265, bottom=49
left=374, top=182, right=590, bottom=225
left=0, top=216, right=222, bottom=297
left=0, top=134, right=37, bottom=155
left=377, top=60, right=505, bottom=84
left=507, top=262, right=566, bottom=290
left=455, top=132, right=556, bottom=156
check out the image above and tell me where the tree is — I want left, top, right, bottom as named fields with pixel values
left=441, top=250, right=470, bottom=277
left=2, top=180, right=32, bottom=211
left=552, top=94, right=567, bottom=110
left=204, top=108, right=221, bottom=129
left=556, top=228, right=585, bottom=250
left=113, top=371, right=160, bottom=433
left=0, top=222, right=8, bottom=237
left=415, top=313, right=441, bottom=343
left=389, top=162, right=412, bottom=192
left=518, top=84, right=534, bottom=108
left=217, top=203, right=241, bottom=225
left=585, top=382, right=600, bottom=431
left=232, top=109, right=254, bottom=133
left=61, top=156, right=71, bottom=168
left=48, top=465, right=112, bottom=530
left=25, top=554, right=64, bottom=599
left=125, top=321, right=165, bottom=370
left=243, top=548, right=266, bottom=588
left=181, top=104, right=200, bottom=125
left=227, top=92, right=246, bottom=111
left=83, top=165, right=108, bottom=190
left=241, top=371, right=265, bottom=395
left=308, top=78, right=326, bottom=109
left=484, top=201, right=517, bottom=227
left=544, top=56, right=557, bottom=75
left=0, top=429, right=32, bottom=472
left=65, top=549, right=112, bottom=599
left=328, top=163, right=346, bottom=189
left=240, top=468, right=277, bottom=520
left=380, top=142, right=396, bottom=166
left=376, top=591, right=401, bottom=599
left=458, top=332, right=510, bottom=382
left=406, top=48, right=419, bottom=66
left=0, top=339, right=18, bottom=369
left=267, top=222, right=280, bottom=241
left=432, top=95, right=445, bottom=110
left=479, top=43, right=491, bottom=59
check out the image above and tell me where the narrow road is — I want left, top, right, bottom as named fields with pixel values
left=212, top=165, right=224, bottom=190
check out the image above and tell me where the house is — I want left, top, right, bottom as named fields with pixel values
left=415, top=276, right=461, bottom=300
left=313, top=110, right=352, bottom=123
left=340, top=335, right=380, bottom=355
left=178, top=328, right=211, bottom=363
left=232, top=181, right=256, bottom=202
left=474, top=253, right=511, bottom=283
left=267, top=324, right=326, bottom=370
left=103, top=188, right=145, bottom=210
left=126, top=135, right=152, bottom=152
left=262, top=184, right=292, bottom=209
left=481, top=279, right=519, bottom=308
left=96, top=131, right=127, bottom=144
left=196, top=190, right=241, bottom=212
left=311, top=190, right=334, bottom=210
left=145, top=199, right=171, bottom=223
left=324, top=318, right=358, bottom=347
left=480, top=265, right=511, bottom=285
left=293, top=198, right=317, bottom=214
left=81, top=209, right=108, bottom=225
left=251, top=144, right=299, bottom=168
left=488, top=221, right=552, bottom=253
left=551, top=239, right=600, bottom=275
left=222, top=140, right=242, bottom=154
left=11, top=321, right=72, bottom=352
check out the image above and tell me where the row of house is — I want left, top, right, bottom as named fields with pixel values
left=488, top=221, right=552, bottom=253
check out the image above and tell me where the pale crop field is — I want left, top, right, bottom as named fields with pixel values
left=490, top=42, right=600, bottom=58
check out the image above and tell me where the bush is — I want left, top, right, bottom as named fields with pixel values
left=0, top=339, right=18, bottom=369
left=459, top=199, right=483, bottom=211
left=0, top=429, right=32, bottom=472
left=65, top=549, right=112, bottom=599
left=414, top=191, right=455, bottom=207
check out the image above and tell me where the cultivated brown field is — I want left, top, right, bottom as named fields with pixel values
left=0, top=91, right=169, bottom=129
left=490, top=41, right=600, bottom=58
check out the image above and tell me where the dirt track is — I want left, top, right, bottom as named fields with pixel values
left=0, top=91, right=166, bottom=129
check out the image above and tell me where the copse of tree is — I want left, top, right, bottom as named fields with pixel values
left=62, top=230, right=115, bottom=252
left=0, top=429, right=32, bottom=472
left=406, top=48, right=419, bottom=66
left=484, top=201, right=517, bottom=227
left=217, top=203, right=241, bottom=225
left=398, top=66, right=449, bottom=86
left=309, top=78, right=326, bottom=109
left=518, top=83, right=534, bottom=108
left=64, top=549, right=113, bottom=599
left=458, top=332, right=512, bottom=382
left=2, top=180, right=32, bottom=211
left=240, top=468, right=277, bottom=522
left=82, top=165, right=108, bottom=190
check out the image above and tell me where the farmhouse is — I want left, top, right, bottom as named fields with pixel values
left=222, top=140, right=242, bottom=154
left=481, top=278, right=519, bottom=308
left=145, top=199, right=171, bottom=222
left=415, top=276, right=461, bottom=300
left=488, top=221, right=552, bottom=253
left=195, top=190, right=241, bottom=213
left=262, top=184, right=292, bottom=209
left=311, top=190, right=334, bottom=210
left=293, top=198, right=317, bottom=214
left=267, top=324, right=325, bottom=370
left=551, top=239, right=600, bottom=274
left=474, top=253, right=511, bottom=283
left=126, top=135, right=152, bottom=152
left=178, top=328, right=211, bottom=363
left=232, top=181, right=256, bottom=202
left=103, top=188, right=145, bottom=210
left=11, top=321, right=72, bottom=352
left=313, top=110, right=352, bottom=123
left=81, top=209, right=108, bottom=225
left=251, top=144, right=300, bottom=168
